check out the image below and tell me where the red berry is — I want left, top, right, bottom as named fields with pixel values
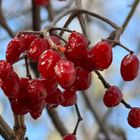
left=39, top=77, right=58, bottom=96
left=26, top=79, right=47, bottom=103
left=63, top=134, right=77, bottom=140
left=121, top=54, right=139, bottom=81
left=0, top=60, right=13, bottom=80
left=1, top=71, right=20, bottom=98
left=28, top=38, right=50, bottom=62
left=20, top=34, right=37, bottom=50
left=65, top=31, right=88, bottom=66
left=35, top=0, right=50, bottom=6
left=71, top=67, right=91, bottom=90
left=6, top=37, right=24, bottom=64
left=46, top=88, right=64, bottom=106
left=103, top=86, right=123, bottom=107
left=55, top=60, right=76, bottom=89
left=38, top=49, right=61, bottom=78
left=128, top=107, right=140, bottom=128
left=61, top=90, right=77, bottom=107
left=88, top=41, right=112, bottom=70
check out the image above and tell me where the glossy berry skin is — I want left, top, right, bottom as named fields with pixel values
left=65, top=31, right=89, bottom=66
left=39, top=77, right=58, bottom=96
left=0, top=60, right=13, bottom=80
left=88, top=41, right=112, bottom=70
left=63, top=134, right=77, bottom=140
left=121, top=54, right=139, bottom=81
left=1, top=71, right=20, bottom=98
left=26, top=79, right=47, bottom=103
left=20, top=34, right=37, bottom=50
left=35, top=0, right=50, bottom=6
left=61, top=90, right=77, bottom=107
left=45, top=88, right=64, bottom=106
left=103, top=86, right=123, bottom=107
left=128, top=107, right=140, bottom=128
left=28, top=38, right=50, bottom=62
left=38, top=49, right=61, bottom=78
left=6, top=37, right=24, bottom=64
left=55, top=60, right=76, bottom=89
left=71, top=67, right=91, bottom=90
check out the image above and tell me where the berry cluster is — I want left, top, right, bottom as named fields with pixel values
left=0, top=29, right=139, bottom=139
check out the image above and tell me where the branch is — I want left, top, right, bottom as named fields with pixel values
left=0, top=0, right=14, bottom=37
left=0, top=115, right=15, bottom=140
left=122, top=0, right=140, bottom=32
left=47, top=108, right=68, bottom=136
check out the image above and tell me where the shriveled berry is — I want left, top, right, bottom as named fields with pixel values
left=20, top=34, right=37, bottom=50
left=61, top=90, right=77, bottom=107
left=46, top=88, right=64, bottom=105
left=103, top=86, right=123, bottom=107
left=26, top=79, right=47, bottom=103
left=28, top=38, right=50, bottom=62
left=128, top=107, right=140, bottom=128
left=6, top=37, right=24, bottom=64
left=55, top=60, right=76, bottom=89
left=65, top=31, right=89, bottom=66
left=39, top=77, right=58, bottom=96
left=121, top=54, right=139, bottom=81
left=88, top=41, right=112, bottom=70
left=71, top=67, right=91, bottom=90
left=1, top=71, right=20, bottom=98
left=0, top=60, right=13, bottom=80
left=63, top=134, right=77, bottom=140
left=38, top=49, right=61, bottom=78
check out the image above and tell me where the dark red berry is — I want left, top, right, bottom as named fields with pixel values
left=55, top=60, right=76, bottom=89
left=1, top=71, right=20, bottom=98
left=88, top=41, right=112, bottom=70
left=63, top=134, right=77, bottom=140
left=28, top=38, right=50, bottom=62
left=38, top=49, right=61, bottom=78
left=20, top=34, right=37, bottom=50
left=35, top=0, right=50, bottom=6
left=71, top=67, right=91, bottom=90
left=46, top=88, right=64, bottom=105
left=65, top=31, right=88, bottom=66
left=6, top=37, right=24, bottom=64
left=121, top=54, right=139, bottom=81
left=61, top=90, right=77, bottom=107
left=103, top=86, right=123, bottom=107
left=128, top=107, right=140, bottom=128
left=26, top=79, right=47, bottom=103
left=0, top=60, right=13, bottom=80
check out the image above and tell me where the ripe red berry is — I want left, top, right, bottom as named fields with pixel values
left=63, top=134, right=77, bottom=140
left=1, top=71, right=20, bottom=98
left=128, top=107, right=140, bottom=128
left=35, top=0, right=50, bottom=6
left=71, top=67, right=91, bottom=90
left=6, top=37, right=24, bottom=64
left=20, top=34, right=37, bottom=50
left=55, top=60, right=76, bottom=89
left=26, top=79, right=47, bottom=103
left=0, top=60, right=13, bottom=80
left=103, top=86, right=123, bottom=107
left=46, top=88, right=64, bottom=106
left=38, top=49, right=61, bottom=78
left=121, top=54, right=139, bottom=81
left=65, top=31, right=89, bottom=66
left=88, top=41, right=112, bottom=70
left=28, top=38, right=50, bottom=62
left=61, top=90, right=77, bottom=107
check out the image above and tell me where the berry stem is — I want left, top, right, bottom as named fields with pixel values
left=121, top=99, right=132, bottom=109
left=50, top=27, right=73, bottom=33
left=51, top=32, right=67, bottom=43
left=73, top=103, right=83, bottom=135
